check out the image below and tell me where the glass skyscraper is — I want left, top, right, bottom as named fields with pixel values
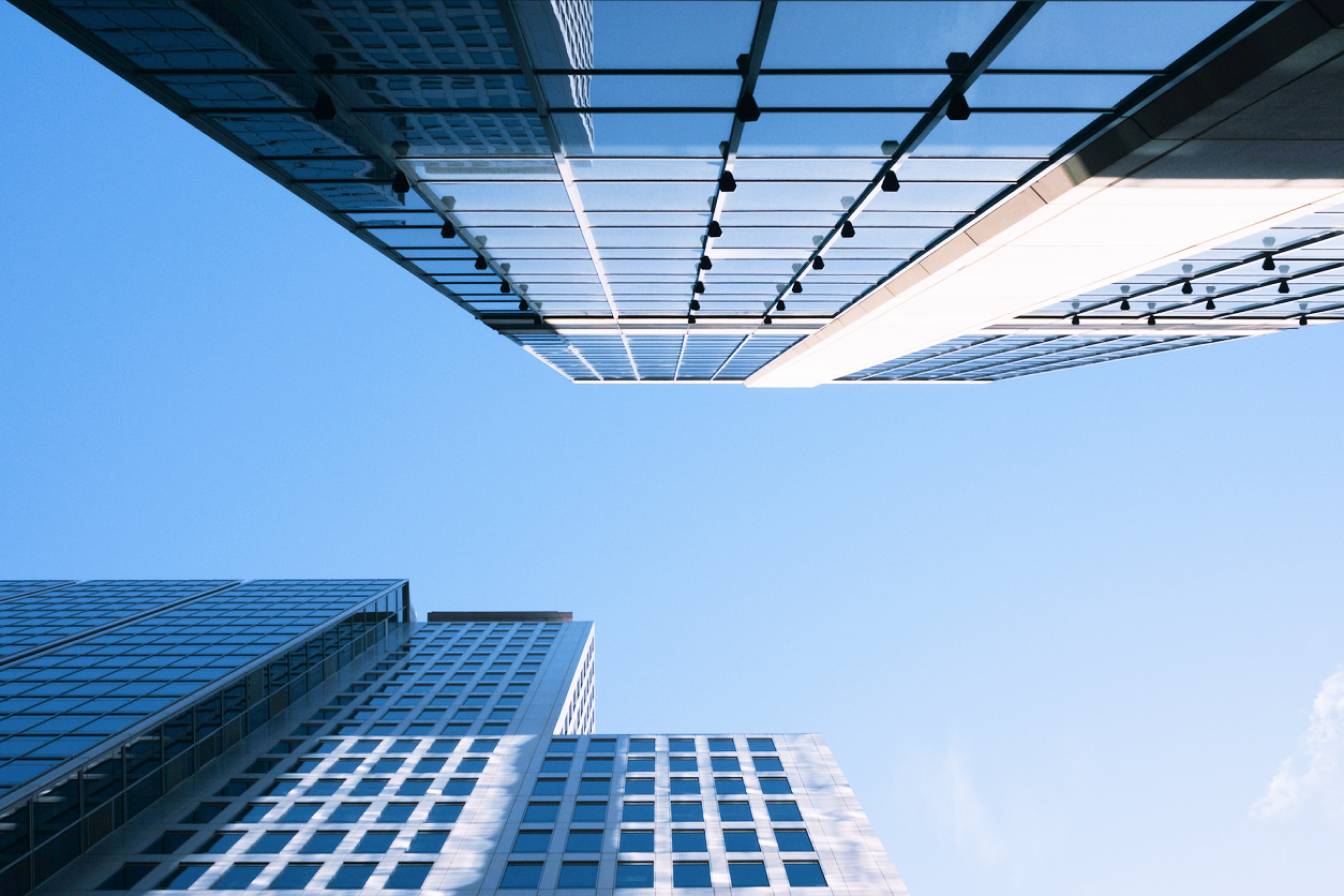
left=0, top=580, right=904, bottom=894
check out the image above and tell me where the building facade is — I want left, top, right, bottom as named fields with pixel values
left=0, top=580, right=903, bottom=894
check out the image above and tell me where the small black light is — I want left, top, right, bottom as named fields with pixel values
left=1071, top=313, right=1080, bottom=326
left=689, top=298, right=701, bottom=312
left=1278, top=278, right=1290, bottom=294
left=699, top=255, right=713, bottom=271
left=1299, top=314, right=1308, bottom=326
left=693, top=281, right=705, bottom=294
left=1181, top=280, right=1193, bottom=295
left=1120, top=298, right=1131, bottom=311
left=880, top=170, right=900, bottom=192
left=517, top=298, right=528, bottom=311
left=776, top=298, right=786, bottom=311
left=735, top=92, right=761, bottom=123
left=947, top=92, right=971, bottom=121
left=812, top=256, right=825, bottom=271
left=532, top=313, right=542, bottom=325
left=790, top=281, right=802, bottom=294
left=718, top=171, right=737, bottom=192
left=763, top=315, right=773, bottom=325
left=688, top=314, right=696, bottom=324
left=474, top=255, right=487, bottom=270
left=1147, top=313, right=1156, bottom=326
left=440, top=220, right=456, bottom=239
left=1205, top=297, right=1215, bottom=311
left=841, top=220, right=856, bottom=238
left=314, top=91, right=336, bottom=121
left=1262, top=254, right=1275, bottom=271
left=707, top=220, right=723, bottom=238
left=499, top=280, right=510, bottom=294
left=392, top=170, right=410, bottom=195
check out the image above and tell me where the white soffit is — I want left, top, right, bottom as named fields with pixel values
left=749, top=20, right=1344, bottom=388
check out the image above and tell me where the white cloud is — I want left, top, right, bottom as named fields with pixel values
left=1252, top=667, right=1344, bottom=819
left=942, top=750, right=1007, bottom=864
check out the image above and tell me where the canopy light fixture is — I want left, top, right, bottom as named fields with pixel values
left=735, top=93, right=760, bottom=123
left=707, top=220, right=722, bottom=238
left=689, top=298, right=701, bottom=312
left=1262, top=254, right=1276, bottom=271
left=790, top=281, right=802, bottom=294
left=1147, top=314, right=1157, bottom=326
left=776, top=298, right=787, bottom=311
left=1181, top=280, right=1193, bottom=295
left=718, top=171, right=737, bottom=192
left=812, top=256, right=824, bottom=271
left=391, top=170, right=410, bottom=195
left=1205, top=297, right=1216, bottom=311
left=474, top=255, right=487, bottom=270
left=1120, top=298, right=1131, bottom=311
left=1278, top=278, right=1290, bottom=294
left=314, top=91, right=336, bottom=121
left=699, top=255, right=713, bottom=271
left=880, top=170, right=900, bottom=192
left=499, top=280, right=510, bottom=294
left=1300, top=314, right=1309, bottom=326
left=517, top=298, right=527, bottom=311
left=763, top=315, right=773, bottom=325
left=1071, top=313, right=1080, bottom=326
left=440, top=220, right=456, bottom=239
left=692, top=281, right=705, bottom=294
left=840, top=221, right=856, bottom=238
left=687, top=314, right=696, bottom=324
left=947, top=92, right=971, bottom=121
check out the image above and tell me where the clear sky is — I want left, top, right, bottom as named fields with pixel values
left=2, top=5, right=1342, bottom=896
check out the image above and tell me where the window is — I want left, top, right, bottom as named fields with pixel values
left=728, top=861, right=769, bottom=887
left=626, top=756, right=654, bottom=772
left=524, top=802, right=560, bottom=823
left=669, top=756, right=697, bottom=772
left=714, top=777, right=746, bottom=795
left=579, top=777, right=610, bottom=795
left=533, top=777, right=566, bottom=796
left=232, top=803, right=271, bottom=823
left=558, top=861, right=599, bottom=887
left=329, top=802, right=368, bottom=822
left=711, top=756, right=740, bottom=772
left=760, top=776, right=792, bottom=794
left=747, top=737, right=776, bottom=752
left=414, top=757, right=444, bottom=773
left=399, top=778, right=432, bottom=796
left=671, top=829, right=707, bottom=852
left=622, top=800, right=654, bottom=822
left=96, top=862, right=156, bottom=891
left=619, top=829, right=653, bottom=851
left=501, top=862, right=543, bottom=889
left=330, top=758, right=360, bottom=773
left=624, top=776, right=654, bottom=795
left=211, top=863, right=264, bottom=889
left=428, top=802, right=463, bottom=822
left=583, top=756, right=614, bottom=773
left=670, top=801, right=703, bottom=822
left=307, top=778, right=342, bottom=796
left=408, top=830, right=448, bottom=853
left=628, top=737, right=655, bottom=753
left=774, top=829, right=814, bottom=852
left=549, top=739, right=577, bottom=753
left=354, top=830, right=397, bottom=853
left=458, top=757, right=488, bottom=772
left=299, top=831, right=345, bottom=854
left=327, top=862, right=376, bottom=889
left=379, top=803, right=415, bottom=823
left=668, top=738, right=694, bottom=752
left=615, top=861, right=654, bottom=888
left=718, top=801, right=753, bottom=821
left=202, top=832, right=242, bottom=854
left=180, top=802, right=227, bottom=824
left=708, top=737, right=736, bottom=752
left=513, top=829, right=551, bottom=853
left=248, top=831, right=295, bottom=853
left=541, top=757, right=571, bottom=772
left=353, top=778, right=387, bottom=795
left=386, top=863, right=432, bottom=889
left=724, top=829, right=761, bottom=852
left=566, top=828, right=604, bottom=852
left=280, top=803, right=321, bottom=823
left=469, top=738, right=498, bottom=753
left=784, top=861, right=827, bottom=887
left=752, top=755, right=783, bottom=772
left=269, top=863, right=320, bottom=889
left=767, top=801, right=803, bottom=821
left=158, top=864, right=210, bottom=889
left=573, top=800, right=608, bottom=822
left=673, top=861, right=711, bottom=888
left=669, top=776, right=699, bottom=795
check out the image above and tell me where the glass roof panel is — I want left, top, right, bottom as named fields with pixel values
left=762, top=2, right=1013, bottom=68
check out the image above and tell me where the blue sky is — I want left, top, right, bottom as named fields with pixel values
left=3, top=5, right=1343, bottom=896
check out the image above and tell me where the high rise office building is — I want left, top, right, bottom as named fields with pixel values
left=0, top=580, right=904, bottom=894
left=14, top=0, right=1344, bottom=385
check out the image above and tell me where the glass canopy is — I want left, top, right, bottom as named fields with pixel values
left=25, top=0, right=1321, bottom=383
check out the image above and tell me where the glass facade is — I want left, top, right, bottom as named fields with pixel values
left=0, top=580, right=408, bottom=895
left=18, top=0, right=1330, bottom=385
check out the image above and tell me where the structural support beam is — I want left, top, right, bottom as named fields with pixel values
left=749, top=2, right=1344, bottom=387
